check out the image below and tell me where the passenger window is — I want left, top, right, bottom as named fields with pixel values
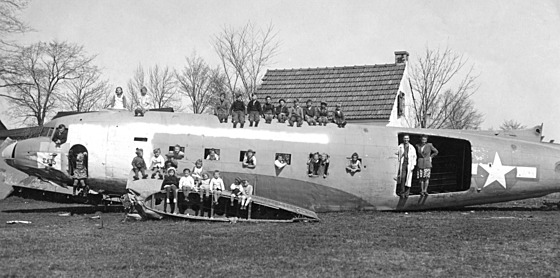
left=275, top=153, right=291, bottom=165
left=307, top=152, right=330, bottom=178
left=345, top=152, right=362, bottom=175
left=204, top=148, right=220, bottom=160
left=134, top=137, right=148, bottom=142
left=168, top=144, right=185, bottom=160
left=240, top=149, right=256, bottom=169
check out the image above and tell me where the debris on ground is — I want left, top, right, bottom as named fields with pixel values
left=6, top=220, right=31, bottom=224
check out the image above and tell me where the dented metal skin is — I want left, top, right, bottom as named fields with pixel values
left=2, top=110, right=560, bottom=212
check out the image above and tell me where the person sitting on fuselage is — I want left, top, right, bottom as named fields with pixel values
left=317, top=102, right=329, bottom=126
left=150, top=148, right=165, bottom=179
left=240, top=180, right=253, bottom=210
left=304, top=99, right=318, bottom=126
left=262, top=96, right=275, bottom=124
left=275, top=99, right=289, bottom=124
left=160, top=167, right=179, bottom=214
left=131, top=148, right=148, bottom=180
left=333, top=103, right=347, bottom=128
left=179, top=168, right=196, bottom=201
left=230, top=177, right=244, bottom=206
left=288, top=99, right=304, bottom=127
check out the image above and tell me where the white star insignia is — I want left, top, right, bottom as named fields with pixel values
left=479, top=153, right=515, bottom=188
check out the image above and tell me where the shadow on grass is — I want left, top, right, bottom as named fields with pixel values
left=2, top=205, right=124, bottom=214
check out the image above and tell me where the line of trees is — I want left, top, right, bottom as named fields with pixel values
left=0, top=16, right=278, bottom=126
left=0, top=3, right=486, bottom=130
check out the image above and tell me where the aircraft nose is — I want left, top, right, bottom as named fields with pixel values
left=2, top=142, right=16, bottom=160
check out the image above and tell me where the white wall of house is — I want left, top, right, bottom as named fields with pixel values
left=387, top=63, right=415, bottom=128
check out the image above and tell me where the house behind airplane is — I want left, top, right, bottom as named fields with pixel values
left=257, top=51, right=413, bottom=127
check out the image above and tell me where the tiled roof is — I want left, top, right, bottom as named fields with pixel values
left=257, top=63, right=405, bottom=120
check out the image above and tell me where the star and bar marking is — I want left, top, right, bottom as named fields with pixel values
left=472, top=153, right=537, bottom=189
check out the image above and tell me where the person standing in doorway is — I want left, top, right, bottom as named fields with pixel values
left=416, top=135, right=438, bottom=196
left=397, top=134, right=417, bottom=198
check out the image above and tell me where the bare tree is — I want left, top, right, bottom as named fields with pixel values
left=0, top=0, right=30, bottom=44
left=176, top=54, right=227, bottom=114
left=213, top=22, right=279, bottom=99
left=126, top=64, right=182, bottom=111
left=500, top=119, right=526, bottom=131
left=409, top=47, right=484, bottom=129
left=0, top=41, right=97, bottom=126
left=148, top=65, right=181, bottom=110
left=126, top=64, right=145, bottom=111
left=58, top=67, right=110, bottom=112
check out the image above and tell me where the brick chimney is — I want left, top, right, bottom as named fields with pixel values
left=394, top=51, right=409, bottom=64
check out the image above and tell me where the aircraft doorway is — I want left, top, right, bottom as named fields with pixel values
left=69, top=144, right=89, bottom=195
left=397, top=133, right=471, bottom=196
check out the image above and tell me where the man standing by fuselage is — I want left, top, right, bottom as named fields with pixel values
left=397, top=134, right=417, bottom=198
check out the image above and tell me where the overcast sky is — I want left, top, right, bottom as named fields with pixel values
left=1, top=0, right=559, bottom=140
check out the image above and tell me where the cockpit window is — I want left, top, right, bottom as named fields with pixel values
left=40, top=127, right=55, bottom=138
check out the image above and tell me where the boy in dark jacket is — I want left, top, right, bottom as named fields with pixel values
left=230, top=93, right=246, bottom=128
left=262, top=96, right=275, bottom=124
left=131, top=148, right=148, bottom=180
left=247, top=93, right=262, bottom=127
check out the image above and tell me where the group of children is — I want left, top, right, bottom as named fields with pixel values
left=130, top=147, right=254, bottom=216
left=215, top=93, right=348, bottom=128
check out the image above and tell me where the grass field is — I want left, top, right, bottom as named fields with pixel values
left=0, top=195, right=559, bottom=278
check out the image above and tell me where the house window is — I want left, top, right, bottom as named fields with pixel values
left=397, top=92, right=405, bottom=117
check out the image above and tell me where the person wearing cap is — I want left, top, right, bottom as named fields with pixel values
left=346, top=152, right=362, bottom=174
left=214, top=92, right=230, bottom=123
left=160, top=167, right=180, bottom=214
left=288, top=99, right=304, bottom=127
left=317, top=102, right=329, bottom=126
left=275, top=99, right=289, bottom=123
left=261, top=96, right=275, bottom=124
left=247, top=93, right=262, bottom=127
left=110, top=86, right=127, bottom=110
left=240, top=179, right=253, bottom=210
left=169, top=144, right=185, bottom=160
left=131, top=148, right=148, bottom=180
left=230, top=177, right=245, bottom=206
left=52, top=124, right=68, bottom=148
left=230, top=93, right=246, bottom=128
left=242, top=149, right=256, bottom=169
left=333, top=103, right=347, bottom=128
left=134, top=86, right=151, bottom=117
left=304, top=99, right=318, bottom=126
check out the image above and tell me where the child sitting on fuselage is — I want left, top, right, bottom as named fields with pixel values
left=192, top=159, right=204, bottom=179
left=317, top=102, right=329, bottom=126
left=198, top=172, right=211, bottom=201
left=230, top=177, right=244, bottom=206
left=160, top=167, right=179, bottom=214
left=179, top=168, right=196, bottom=201
left=240, top=180, right=253, bottom=210
left=209, top=170, right=225, bottom=205
left=150, top=148, right=165, bottom=179
left=131, top=148, right=148, bottom=180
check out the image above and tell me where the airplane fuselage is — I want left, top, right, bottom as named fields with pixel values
left=3, top=110, right=560, bottom=212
